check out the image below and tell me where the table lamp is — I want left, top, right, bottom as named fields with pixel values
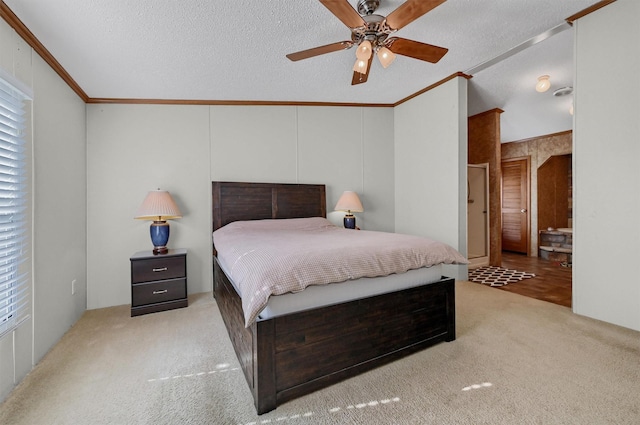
left=334, top=191, right=364, bottom=229
left=134, top=189, right=182, bottom=254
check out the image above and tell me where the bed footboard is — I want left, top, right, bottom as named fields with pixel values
left=214, top=256, right=455, bottom=414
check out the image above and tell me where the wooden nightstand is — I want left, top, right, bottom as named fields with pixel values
left=130, top=248, right=188, bottom=316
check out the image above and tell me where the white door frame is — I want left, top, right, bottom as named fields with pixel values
left=468, top=163, right=490, bottom=268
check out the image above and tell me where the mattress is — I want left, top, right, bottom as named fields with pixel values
left=216, top=259, right=443, bottom=320
left=213, top=217, right=468, bottom=326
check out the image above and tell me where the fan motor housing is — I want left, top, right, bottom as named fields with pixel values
left=351, top=13, right=389, bottom=45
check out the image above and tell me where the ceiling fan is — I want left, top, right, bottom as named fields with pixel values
left=286, top=0, right=449, bottom=85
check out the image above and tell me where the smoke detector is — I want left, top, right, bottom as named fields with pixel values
left=553, top=87, right=573, bottom=97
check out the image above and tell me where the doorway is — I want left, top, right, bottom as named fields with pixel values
left=468, top=164, right=489, bottom=268
left=499, top=151, right=572, bottom=308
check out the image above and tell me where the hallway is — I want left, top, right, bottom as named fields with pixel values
left=498, top=251, right=572, bottom=308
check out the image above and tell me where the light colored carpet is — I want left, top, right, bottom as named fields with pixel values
left=1, top=281, right=639, bottom=424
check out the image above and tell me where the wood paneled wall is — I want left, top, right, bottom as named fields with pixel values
left=468, top=109, right=503, bottom=266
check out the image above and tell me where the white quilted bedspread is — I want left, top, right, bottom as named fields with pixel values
left=213, top=217, right=468, bottom=327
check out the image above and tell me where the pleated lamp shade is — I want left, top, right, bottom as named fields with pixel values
left=134, top=190, right=182, bottom=221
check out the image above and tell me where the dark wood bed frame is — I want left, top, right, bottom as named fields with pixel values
left=212, top=181, right=456, bottom=414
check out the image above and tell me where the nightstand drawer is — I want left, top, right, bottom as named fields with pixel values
left=132, top=278, right=186, bottom=307
left=131, top=255, right=186, bottom=283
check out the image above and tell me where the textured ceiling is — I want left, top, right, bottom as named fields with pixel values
left=4, top=0, right=601, bottom=141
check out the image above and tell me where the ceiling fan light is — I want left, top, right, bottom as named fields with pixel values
left=355, top=40, right=372, bottom=60
left=353, top=58, right=369, bottom=74
left=377, top=47, right=396, bottom=68
left=536, top=75, right=551, bottom=93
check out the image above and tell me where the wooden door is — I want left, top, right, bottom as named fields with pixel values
left=501, top=158, right=530, bottom=254
left=537, top=154, right=571, bottom=232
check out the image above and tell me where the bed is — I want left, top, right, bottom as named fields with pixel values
left=212, top=181, right=459, bottom=414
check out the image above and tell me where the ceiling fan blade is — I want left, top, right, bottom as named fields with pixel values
left=320, top=0, right=366, bottom=29
left=386, top=37, right=448, bottom=63
left=385, top=0, right=447, bottom=30
left=286, top=41, right=354, bottom=61
left=351, top=56, right=373, bottom=85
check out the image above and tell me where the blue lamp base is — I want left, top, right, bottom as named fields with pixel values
left=343, top=214, right=356, bottom=229
left=150, top=221, right=170, bottom=255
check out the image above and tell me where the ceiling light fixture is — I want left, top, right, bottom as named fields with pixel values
left=376, top=46, right=396, bottom=68
left=353, top=39, right=373, bottom=74
left=536, top=75, right=551, bottom=92
left=353, top=58, right=369, bottom=74
left=355, top=39, right=373, bottom=60
left=536, top=75, right=551, bottom=93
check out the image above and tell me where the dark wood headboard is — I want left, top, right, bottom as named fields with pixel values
left=212, top=181, right=326, bottom=232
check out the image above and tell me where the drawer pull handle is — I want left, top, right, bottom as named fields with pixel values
left=152, top=267, right=168, bottom=272
left=153, top=290, right=168, bottom=295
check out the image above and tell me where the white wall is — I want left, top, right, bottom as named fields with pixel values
left=573, top=0, right=640, bottom=331
left=394, top=77, right=469, bottom=280
left=0, top=19, right=87, bottom=401
left=210, top=105, right=395, bottom=231
left=87, top=104, right=395, bottom=309
left=362, top=107, right=396, bottom=232
left=32, top=54, right=88, bottom=360
left=86, top=104, right=211, bottom=309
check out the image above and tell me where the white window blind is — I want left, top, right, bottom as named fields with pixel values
left=0, top=76, right=30, bottom=338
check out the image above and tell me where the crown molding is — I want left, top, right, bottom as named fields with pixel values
left=566, top=0, right=616, bottom=24
left=85, top=97, right=394, bottom=108
left=0, top=1, right=88, bottom=101
left=469, top=108, right=505, bottom=120
left=505, top=129, right=572, bottom=145
left=393, top=72, right=472, bottom=107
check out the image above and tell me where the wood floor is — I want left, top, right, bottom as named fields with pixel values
left=495, top=251, right=572, bottom=308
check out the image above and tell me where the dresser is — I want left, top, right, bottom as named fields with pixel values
left=130, top=248, right=188, bottom=316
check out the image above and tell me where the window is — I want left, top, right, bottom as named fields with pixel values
left=0, top=75, right=30, bottom=338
